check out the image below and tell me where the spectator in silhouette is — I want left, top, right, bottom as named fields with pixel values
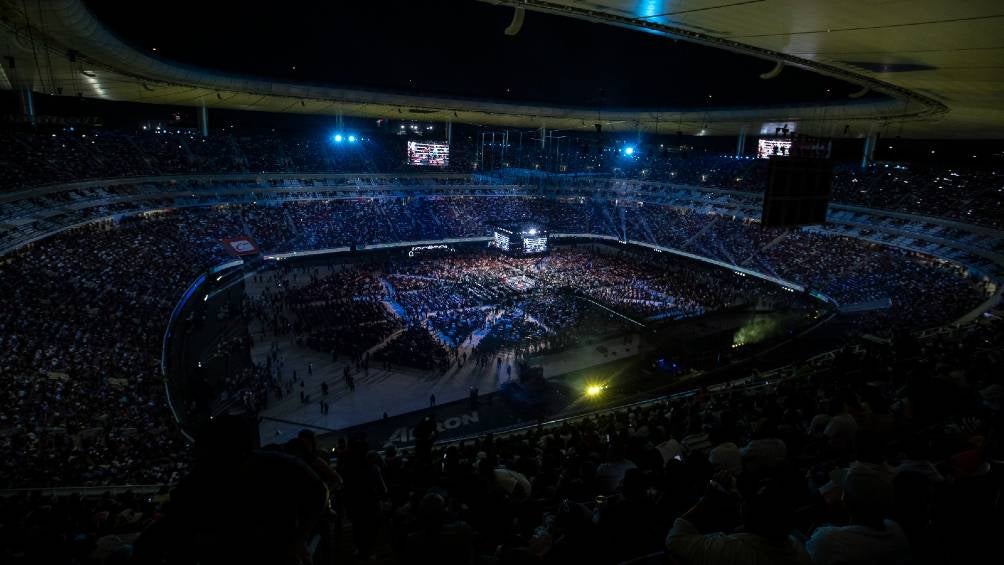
left=595, top=468, right=667, bottom=562
left=404, top=492, right=477, bottom=564
left=133, top=416, right=327, bottom=565
left=338, top=433, right=387, bottom=559
left=594, top=443, right=637, bottom=494
left=806, top=462, right=910, bottom=565
left=665, top=469, right=810, bottom=565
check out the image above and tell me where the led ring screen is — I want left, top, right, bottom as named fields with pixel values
left=408, top=141, right=450, bottom=167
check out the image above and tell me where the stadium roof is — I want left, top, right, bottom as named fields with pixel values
left=1, top=0, right=1001, bottom=139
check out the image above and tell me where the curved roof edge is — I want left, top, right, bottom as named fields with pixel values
left=0, top=0, right=991, bottom=138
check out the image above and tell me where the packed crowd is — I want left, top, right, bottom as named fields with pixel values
left=375, top=326, right=452, bottom=372
left=243, top=247, right=775, bottom=376
left=829, top=163, right=1004, bottom=228
left=0, top=488, right=170, bottom=564
left=235, top=197, right=987, bottom=334
left=615, top=203, right=988, bottom=331
left=5, top=124, right=1001, bottom=229
left=763, top=232, right=988, bottom=331
left=0, top=190, right=988, bottom=489
left=383, top=247, right=797, bottom=358
left=346, top=309, right=996, bottom=564
left=602, top=152, right=1004, bottom=229
left=0, top=122, right=1000, bottom=563
left=530, top=247, right=776, bottom=320
left=472, top=307, right=550, bottom=359
left=11, top=306, right=993, bottom=564
left=0, top=125, right=405, bottom=191
left=427, top=307, right=490, bottom=347
left=0, top=213, right=235, bottom=488
left=390, top=248, right=789, bottom=323
left=242, top=265, right=403, bottom=398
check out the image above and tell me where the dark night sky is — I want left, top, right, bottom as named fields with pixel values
left=84, top=0, right=881, bottom=109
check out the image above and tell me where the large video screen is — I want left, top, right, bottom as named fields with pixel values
left=407, top=141, right=450, bottom=167
left=522, top=236, right=548, bottom=254
left=758, top=139, right=792, bottom=159
left=493, top=231, right=511, bottom=252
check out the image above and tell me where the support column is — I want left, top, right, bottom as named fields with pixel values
left=491, top=131, right=496, bottom=170
left=736, top=126, right=747, bottom=157
left=861, top=133, right=877, bottom=169
left=197, top=101, right=209, bottom=137
left=478, top=132, right=484, bottom=171
left=18, top=86, right=35, bottom=126
left=501, top=130, right=508, bottom=166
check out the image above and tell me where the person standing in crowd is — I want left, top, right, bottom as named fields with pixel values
left=665, top=470, right=810, bottom=565
left=806, top=464, right=911, bottom=565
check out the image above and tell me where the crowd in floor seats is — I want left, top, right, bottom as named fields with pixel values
left=246, top=266, right=400, bottom=363
left=244, top=247, right=788, bottom=375
left=375, top=325, right=451, bottom=372
left=428, top=307, right=488, bottom=348
left=383, top=247, right=803, bottom=350
left=248, top=195, right=987, bottom=336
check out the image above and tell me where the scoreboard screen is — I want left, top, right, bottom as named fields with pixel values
left=408, top=141, right=450, bottom=167
left=758, top=138, right=792, bottom=159
left=523, top=236, right=547, bottom=254
left=492, top=224, right=548, bottom=256
left=493, top=231, right=511, bottom=252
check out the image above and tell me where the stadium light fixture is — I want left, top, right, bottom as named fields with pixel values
left=585, top=384, right=604, bottom=397
left=332, top=133, right=343, bottom=143
left=624, top=146, right=635, bottom=156
left=348, top=135, right=357, bottom=143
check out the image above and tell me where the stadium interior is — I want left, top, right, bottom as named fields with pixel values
left=0, top=1, right=1002, bottom=564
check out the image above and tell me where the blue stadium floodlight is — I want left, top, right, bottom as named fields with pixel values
left=624, top=146, right=635, bottom=156
left=333, top=134, right=343, bottom=143
left=348, top=135, right=357, bottom=143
